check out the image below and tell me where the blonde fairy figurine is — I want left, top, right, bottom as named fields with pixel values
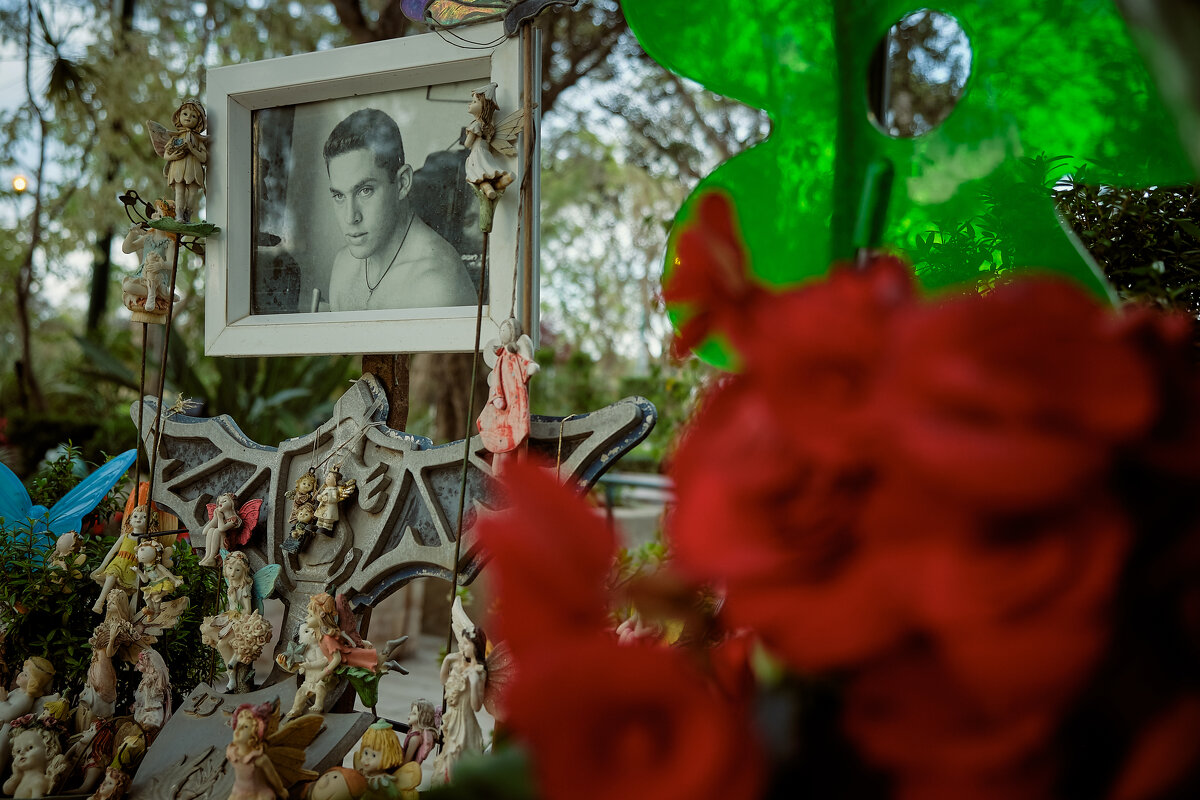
left=91, top=488, right=158, bottom=614
left=148, top=98, right=208, bottom=222
left=354, top=721, right=422, bottom=800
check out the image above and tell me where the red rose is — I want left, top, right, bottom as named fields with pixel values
left=843, top=646, right=1059, bottom=800
left=874, top=278, right=1157, bottom=513
left=664, top=190, right=769, bottom=356
left=479, top=460, right=616, bottom=658
left=669, top=376, right=904, bottom=671
left=505, top=635, right=764, bottom=800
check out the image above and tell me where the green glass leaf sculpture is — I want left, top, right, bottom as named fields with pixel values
left=624, top=0, right=1196, bottom=365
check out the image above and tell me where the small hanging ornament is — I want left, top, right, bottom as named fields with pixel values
left=477, top=317, right=539, bottom=475
left=314, top=465, right=357, bottom=536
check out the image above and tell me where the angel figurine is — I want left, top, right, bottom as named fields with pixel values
left=133, top=539, right=182, bottom=615
left=199, top=492, right=263, bottom=567
left=226, top=699, right=320, bottom=800
left=148, top=98, right=208, bottom=222
left=201, top=554, right=280, bottom=694
left=477, top=317, right=539, bottom=476
left=131, top=649, right=171, bottom=742
left=432, top=597, right=488, bottom=785
left=314, top=467, right=355, bottom=535
left=120, top=198, right=178, bottom=323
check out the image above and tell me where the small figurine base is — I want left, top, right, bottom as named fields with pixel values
left=129, top=309, right=168, bottom=325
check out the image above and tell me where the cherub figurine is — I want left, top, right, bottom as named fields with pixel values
left=132, top=649, right=171, bottom=742
left=226, top=699, right=320, bottom=800
left=403, top=699, right=439, bottom=765
left=277, top=622, right=337, bottom=720
left=120, top=198, right=178, bottom=322
left=86, top=767, right=130, bottom=800
left=355, top=720, right=422, bottom=800
left=432, top=597, right=488, bottom=786
left=4, top=713, right=70, bottom=799
left=279, top=594, right=406, bottom=718
left=133, top=539, right=182, bottom=615
left=0, top=657, right=57, bottom=778
left=314, top=467, right=356, bottom=534
left=148, top=98, right=208, bottom=222
left=199, top=492, right=263, bottom=567
left=477, top=317, right=539, bottom=475
left=92, top=490, right=158, bottom=614
left=281, top=502, right=317, bottom=555
left=464, top=83, right=520, bottom=202
left=48, top=530, right=86, bottom=588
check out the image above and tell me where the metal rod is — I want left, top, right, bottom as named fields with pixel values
left=134, top=321, right=148, bottom=490
left=145, top=233, right=183, bottom=506
left=443, top=229, right=489, bottom=713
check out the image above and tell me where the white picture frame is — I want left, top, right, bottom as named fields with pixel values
left=205, top=22, right=537, bottom=356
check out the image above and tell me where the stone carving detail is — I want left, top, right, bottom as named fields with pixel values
left=132, top=375, right=656, bottom=683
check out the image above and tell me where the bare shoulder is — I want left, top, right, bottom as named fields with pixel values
left=328, top=248, right=359, bottom=312
left=402, top=220, right=476, bottom=307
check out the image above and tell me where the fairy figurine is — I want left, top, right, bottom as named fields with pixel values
left=433, top=597, right=487, bottom=786
left=403, top=699, right=439, bottom=765
left=91, top=487, right=158, bottom=614
left=354, top=720, right=422, bottom=800
left=226, top=700, right=320, bottom=800
left=131, top=649, right=171, bottom=741
left=48, top=530, right=86, bottom=588
left=148, top=98, right=208, bottom=222
left=133, top=538, right=182, bottom=616
left=198, top=492, right=263, bottom=567
left=282, top=470, right=318, bottom=554
left=120, top=197, right=178, bottom=323
left=463, top=82, right=524, bottom=232
left=201, top=553, right=280, bottom=693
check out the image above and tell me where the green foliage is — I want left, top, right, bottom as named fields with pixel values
left=0, top=450, right=220, bottom=712
left=423, top=746, right=537, bottom=800
left=1056, top=176, right=1200, bottom=312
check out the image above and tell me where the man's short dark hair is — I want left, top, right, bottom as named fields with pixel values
left=322, top=108, right=405, bottom=177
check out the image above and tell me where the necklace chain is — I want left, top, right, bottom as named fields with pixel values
left=363, top=213, right=415, bottom=296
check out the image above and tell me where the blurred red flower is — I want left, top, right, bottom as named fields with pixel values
left=664, top=191, right=769, bottom=356
left=505, top=635, right=764, bottom=800
left=874, top=278, right=1157, bottom=513
left=477, top=460, right=616, bottom=658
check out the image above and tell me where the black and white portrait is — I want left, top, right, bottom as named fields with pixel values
left=250, top=80, right=486, bottom=315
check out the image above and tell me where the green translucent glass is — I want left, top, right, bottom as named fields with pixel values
left=624, top=0, right=1197, bottom=366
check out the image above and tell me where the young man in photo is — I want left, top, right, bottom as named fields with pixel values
left=324, top=107, right=475, bottom=311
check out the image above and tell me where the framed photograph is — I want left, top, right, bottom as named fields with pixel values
left=205, top=22, right=538, bottom=356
